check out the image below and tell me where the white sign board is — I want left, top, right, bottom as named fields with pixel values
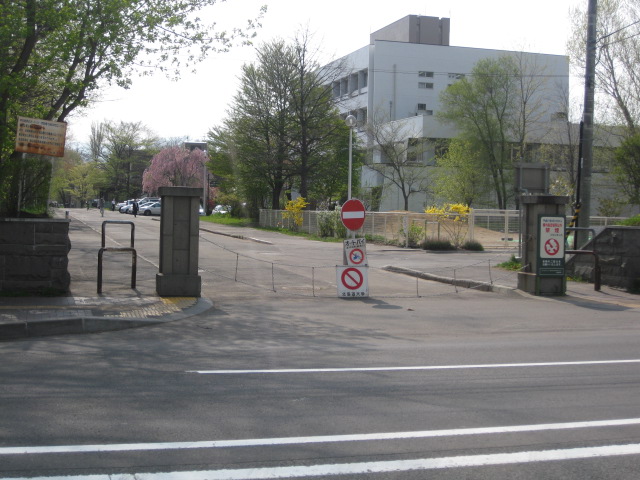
left=336, top=265, right=369, bottom=298
left=343, top=238, right=367, bottom=266
left=538, top=215, right=565, bottom=276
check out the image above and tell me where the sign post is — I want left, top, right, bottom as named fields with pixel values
left=338, top=202, right=369, bottom=298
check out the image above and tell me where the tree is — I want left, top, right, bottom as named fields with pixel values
left=209, top=36, right=348, bottom=212
left=94, top=121, right=159, bottom=200
left=433, top=139, right=491, bottom=207
left=364, top=110, right=431, bottom=211
left=569, top=0, right=640, bottom=132
left=288, top=30, right=347, bottom=200
left=0, top=0, right=265, bottom=215
left=142, top=146, right=207, bottom=195
left=612, top=133, right=640, bottom=205
left=65, top=162, right=101, bottom=207
left=223, top=40, right=297, bottom=210
left=438, top=56, right=520, bottom=209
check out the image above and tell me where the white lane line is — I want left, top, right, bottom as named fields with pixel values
left=187, top=359, right=640, bottom=374
left=3, top=418, right=640, bottom=455
left=6, top=443, right=640, bottom=479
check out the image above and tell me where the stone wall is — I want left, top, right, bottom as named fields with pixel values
left=567, top=226, right=640, bottom=292
left=0, top=218, right=71, bottom=294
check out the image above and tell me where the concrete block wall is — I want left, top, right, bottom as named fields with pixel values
left=568, top=226, right=640, bottom=292
left=0, top=218, right=71, bottom=294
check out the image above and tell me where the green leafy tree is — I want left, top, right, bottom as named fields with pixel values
left=88, top=121, right=159, bottom=200
left=613, top=133, right=640, bottom=205
left=0, top=0, right=265, bottom=215
left=438, top=56, right=520, bottom=209
left=209, top=36, right=348, bottom=212
left=434, top=139, right=491, bottom=207
left=65, top=162, right=101, bottom=207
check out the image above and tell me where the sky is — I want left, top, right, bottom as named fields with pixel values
left=65, top=0, right=583, bottom=148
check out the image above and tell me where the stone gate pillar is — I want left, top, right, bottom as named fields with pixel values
left=518, top=194, right=570, bottom=296
left=156, top=187, right=201, bottom=297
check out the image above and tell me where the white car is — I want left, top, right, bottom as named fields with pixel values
left=140, top=202, right=161, bottom=216
left=213, top=204, right=231, bottom=214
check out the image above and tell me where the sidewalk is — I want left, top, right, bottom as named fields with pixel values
left=0, top=212, right=212, bottom=340
left=1, top=212, right=639, bottom=341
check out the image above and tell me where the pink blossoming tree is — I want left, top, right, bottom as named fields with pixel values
left=142, top=147, right=207, bottom=195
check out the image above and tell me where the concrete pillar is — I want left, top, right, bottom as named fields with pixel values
left=156, top=186, right=201, bottom=297
left=517, top=194, right=570, bottom=296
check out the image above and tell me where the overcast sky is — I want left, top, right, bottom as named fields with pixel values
left=65, top=0, right=583, bottom=148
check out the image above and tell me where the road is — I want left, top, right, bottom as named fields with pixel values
left=1, top=209, right=640, bottom=479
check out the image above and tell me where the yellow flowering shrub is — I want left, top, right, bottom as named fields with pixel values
left=282, top=197, right=309, bottom=229
left=425, top=203, right=471, bottom=246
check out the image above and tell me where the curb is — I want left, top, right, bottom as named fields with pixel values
left=0, top=297, right=213, bottom=341
left=382, top=265, right=520, bottom=297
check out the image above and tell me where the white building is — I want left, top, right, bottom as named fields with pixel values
left=326, top=15, right=570, bottom=212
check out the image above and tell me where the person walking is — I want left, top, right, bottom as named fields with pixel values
left=132, top=200, right=139, bottom=218
left=111, top=199, right=116, bottom=211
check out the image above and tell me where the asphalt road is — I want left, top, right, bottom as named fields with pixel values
left=2, top=210, right=640, bottom=479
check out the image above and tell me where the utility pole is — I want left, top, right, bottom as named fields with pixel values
left=577, top=0, right=597, bottom=246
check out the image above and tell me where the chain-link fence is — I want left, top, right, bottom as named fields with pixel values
left=259, top=209, right=626, bottom=250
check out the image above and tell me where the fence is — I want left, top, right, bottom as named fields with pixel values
left=259, top=209, right=626, bottom=249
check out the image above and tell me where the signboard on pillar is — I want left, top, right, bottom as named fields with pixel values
left=537, top=215, right=565, bottom=277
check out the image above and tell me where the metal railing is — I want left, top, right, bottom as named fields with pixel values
left=97, top=221, right=137, bottom=294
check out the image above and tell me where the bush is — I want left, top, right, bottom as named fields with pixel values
left=317, top=208, right=348, bottom=238
left=616, top=215, right=640, bottom=226
left=461, top=240, right=484, bottom=251
left=421, top=237, right=456, bottom=251
left=398, top=221, right=425, bottom=247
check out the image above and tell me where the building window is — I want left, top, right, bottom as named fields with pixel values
left=419, top=71, right=434, bottom=78
left=418, top=82, right=434, bottom=89
left=448, top=73, right=465, bottom=80
left=417, top=103, right=427, bottom=111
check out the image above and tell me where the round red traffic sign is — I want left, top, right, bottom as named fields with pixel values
left=341, top=267, right=364, bottom=290
left=341, top=199, right=366, bottom=231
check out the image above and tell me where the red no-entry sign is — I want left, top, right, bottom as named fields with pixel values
left=341, top=199, right=366, bottom=231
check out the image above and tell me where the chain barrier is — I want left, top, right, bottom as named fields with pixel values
left=198, top=235, right=523, bottom=299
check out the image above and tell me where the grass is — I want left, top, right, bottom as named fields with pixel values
left=200, top=214, right=256, bottom=227
left=496, top=254, right=522, bottom=271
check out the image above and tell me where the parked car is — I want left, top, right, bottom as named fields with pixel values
left=124, top=201, right=154, bottom=214
left=199, top=205, right=206, bottom=216
left=118, top=200, right=136, bottom=213
left=213, top=204, right=231, bottom=214
left=140, top=202, right=162, bottom=216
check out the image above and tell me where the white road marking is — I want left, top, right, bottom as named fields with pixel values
left=6, top=443, right=640, bottom=479
left=187, top=358, right=640, bottom=374
left=3, top=418, right=640, bottom=455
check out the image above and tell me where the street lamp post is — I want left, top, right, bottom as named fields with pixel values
left=345, top=115, right=356, bottom=200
